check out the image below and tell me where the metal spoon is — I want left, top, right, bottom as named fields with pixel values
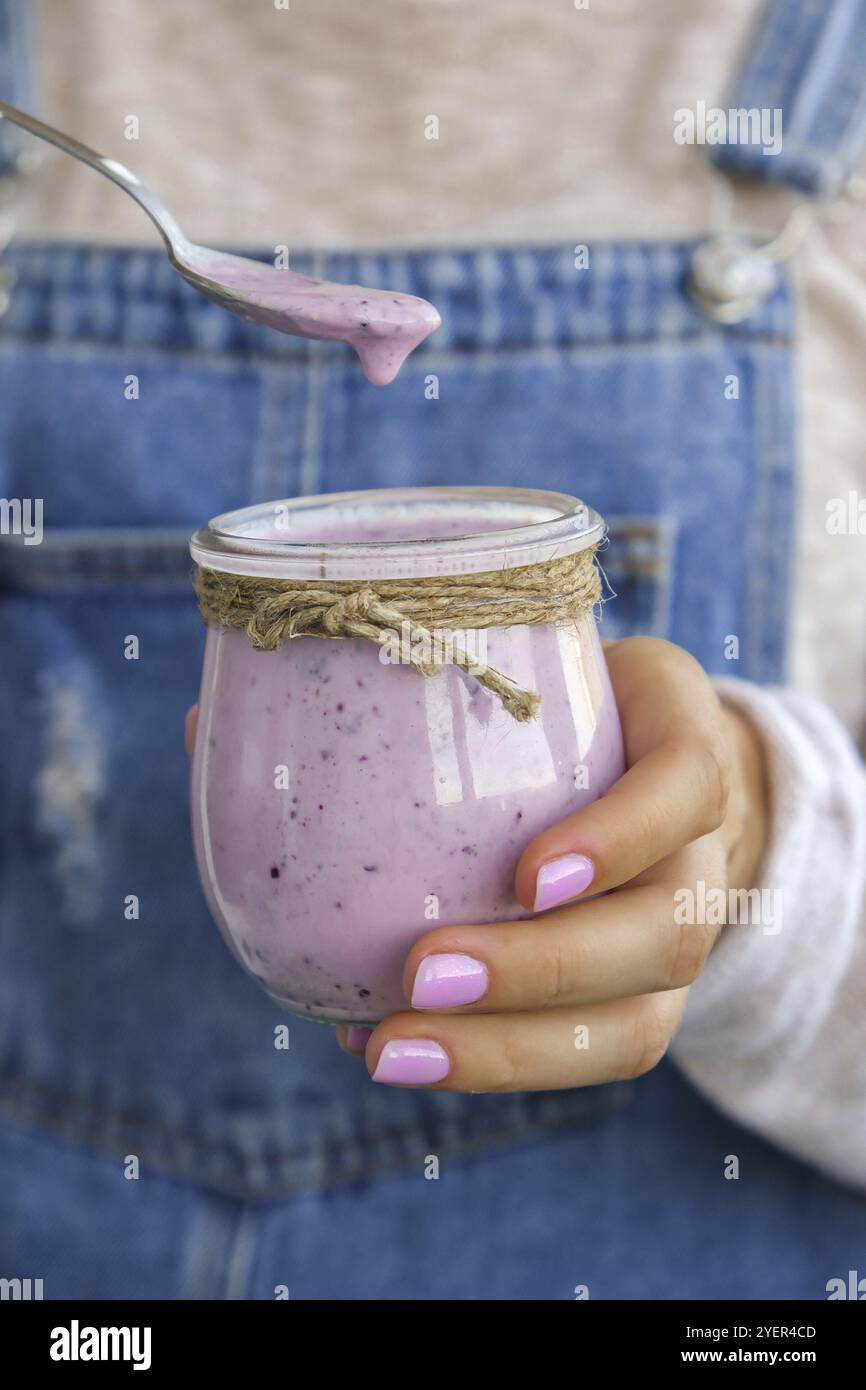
left=0, top=99, right=441, bottom=385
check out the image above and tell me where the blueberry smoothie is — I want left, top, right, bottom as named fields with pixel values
left=191, top=490, right=626, bottom=1023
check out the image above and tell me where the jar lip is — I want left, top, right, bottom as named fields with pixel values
left=190, top=486, right=605, bottom=580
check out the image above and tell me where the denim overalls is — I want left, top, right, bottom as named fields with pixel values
left=2, top=0, right=866, bottom=1299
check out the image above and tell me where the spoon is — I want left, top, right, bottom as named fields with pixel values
left=0, top=99, right=441, bottom=385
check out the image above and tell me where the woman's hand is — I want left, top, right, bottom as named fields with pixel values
left=336, top=637, right=769, bottom=1090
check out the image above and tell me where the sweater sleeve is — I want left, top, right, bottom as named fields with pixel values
left=668, top=676, right=866, bottom=1191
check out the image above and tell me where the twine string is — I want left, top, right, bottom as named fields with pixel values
left=194, top=547, right=601, bottom=722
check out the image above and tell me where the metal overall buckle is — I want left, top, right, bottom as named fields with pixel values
left=688, top=175, right=866, bottom=323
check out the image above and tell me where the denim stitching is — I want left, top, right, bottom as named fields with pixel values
left=2, top=242, right=794, bottom=352
left=0, top=1069, right=631, bottom=1200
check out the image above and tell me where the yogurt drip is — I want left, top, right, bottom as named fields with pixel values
left=182, top=246, right=441, bottom=386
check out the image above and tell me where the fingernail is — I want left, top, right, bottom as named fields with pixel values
left=534, top=853, right=595, bottom=912
left=411, top=953, right=488, bottom=1009
left=345, top=1026, right=373, bottom=1054
left=371, top=1039, right=450, bottom=1087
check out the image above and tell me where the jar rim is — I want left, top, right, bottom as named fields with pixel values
left=190, top=486, right=605, bottom=580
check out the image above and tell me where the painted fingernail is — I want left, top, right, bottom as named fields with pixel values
left=371, top=1039, right=450, bottom=1087
left=534, top=853, right=595, bottom=912
left=411, top=953, right=488, bottom=1009
left=345, top=1026, right=373, bottom=1054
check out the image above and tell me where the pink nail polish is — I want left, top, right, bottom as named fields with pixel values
left=345, top=1026, right=373, bottom=1054
left=534, top=853, right=595, bottom=912
left=411, top=953, right=488, bottom=1009
left=371, top=1039, right=450, bottom=1087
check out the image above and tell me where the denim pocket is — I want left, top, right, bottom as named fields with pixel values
left=599, top=516, right=678, bottom=641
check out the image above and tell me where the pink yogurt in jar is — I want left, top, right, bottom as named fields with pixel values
left=190, top=487, right=625, bottom=1024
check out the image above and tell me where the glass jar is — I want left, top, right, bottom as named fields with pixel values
left=190, top=487, right=625, bottom=1024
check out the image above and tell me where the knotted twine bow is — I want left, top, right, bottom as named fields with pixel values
left=193, top=547, right=601, bottom=722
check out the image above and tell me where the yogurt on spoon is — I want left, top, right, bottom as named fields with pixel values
left=0, top=100, right=441, bottom=383
left=180, top=245, right=441, bottom=386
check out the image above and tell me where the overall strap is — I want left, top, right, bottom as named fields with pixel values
left=0, top=0, right=36, bottom=179
left=713, top=0, right=866, bottom=197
